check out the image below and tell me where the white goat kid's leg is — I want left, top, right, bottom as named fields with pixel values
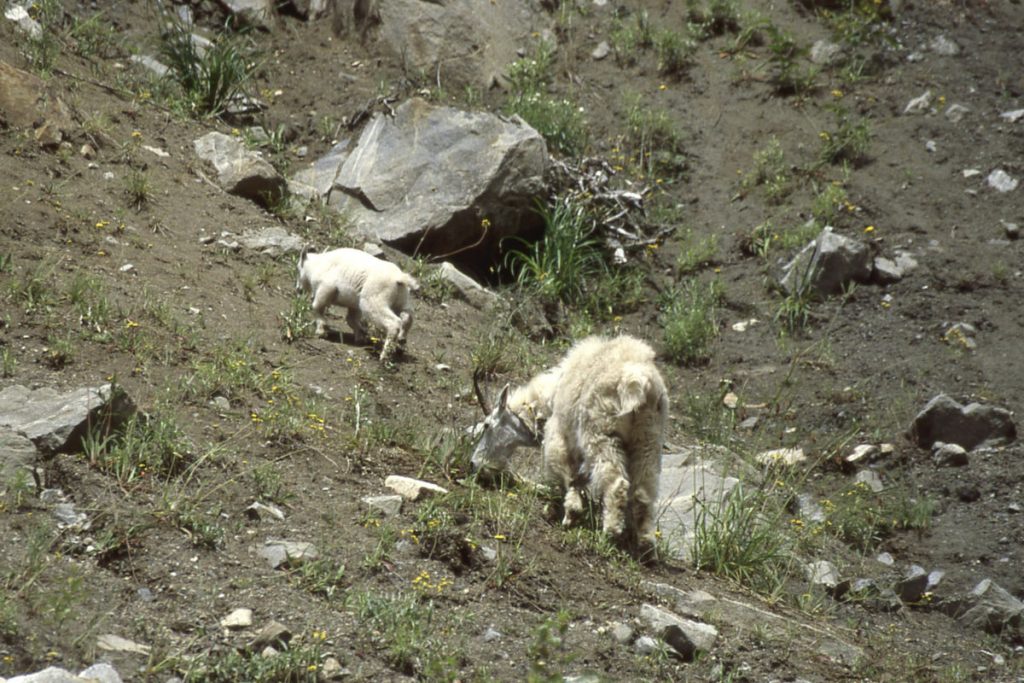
left=311, top=287, right=336, bottom=338
left=398, top=310, right=413, bottom=344
left=361, top=298, right=404, bottom=361
left=345, top=307, right=368, bottom=345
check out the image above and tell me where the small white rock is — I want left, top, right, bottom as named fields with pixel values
left=987, top=169, right=1019, bottom=193
left=903, top=90, right=932, bottom=115
left=221, top=608, right=254, bottom=629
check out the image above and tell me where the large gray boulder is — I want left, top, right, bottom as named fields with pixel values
left=0, top=384, right=135, bottom=455
left=194, top=132, right=286, bottom=208
left=320, top=98, right=547, bottom=258
left=347, top=0, right=544, bottom=89
left=0, top=429, right=38, bottom=489
left=910, top=394, right=1016, bottom=450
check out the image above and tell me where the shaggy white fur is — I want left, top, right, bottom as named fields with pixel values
left=296, top=247, right=418, bottom=361
left=472, top=335, right=668, bottom=554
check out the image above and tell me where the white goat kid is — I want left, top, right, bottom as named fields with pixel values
left=471, top=335, right=668, bottom=554
left=296, top=247, right=418, bottom=361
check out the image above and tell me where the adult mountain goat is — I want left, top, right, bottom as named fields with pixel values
left=471, top=335, right=668, bottom=555
left=296, top=247, right=418, bottom=361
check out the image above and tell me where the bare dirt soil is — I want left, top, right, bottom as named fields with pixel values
left=1, top=1, right=1023, bottom=681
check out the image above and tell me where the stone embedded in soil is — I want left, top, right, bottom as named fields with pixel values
left=947, top=579, right=1024, bottom=635
left=987, top=169, right=1019, bottom=193
left=5, top=663, right=125, bottom=683
left=439, top=262, right=499, bottom=309
left=846, top=443, right=879, bottom=464
left=929, top=34, right=961, bottom=56
left=755, top=447, right=806, bottom=466
left=639, top=603, right=718, bottom=661
left=591, top=41, right=610, bottom=60
left=259, top=540, right=320, bottom=569
left=895, top=565, right=930, bottom=603
left=193, top=131, right=286, bottom=207
left=0, top=383, right=135, bottom=456
left=384, top=474, right=449, bottom=501
left=246, top=501, right=286, bottom=521
left=361, top=494, right=404, bottom=517
left=806, top=560, right=840, bottom=589
left=642, top=581, right=718, bottom=619
left=945, top=103, right=970, bottom=123
left=96, top=633, right=151, bottom=655
left=608, top=621, right=634, bottom=644
left=910, top=394, right=1016, bottom=451
left=854, top=469, right=884, bottom=492
left=932, top=441, right=969, bottom=467
left=904, top=90, right=933, bottom=115
left=248, top=621, right=293, bottom=651
left=1, top=428, right=39, bottom=490
left=233, top=226, right=304, bottom=256
left=873, top=251, right=918, bottom=284
left=221, top=608, right=254, bottom=629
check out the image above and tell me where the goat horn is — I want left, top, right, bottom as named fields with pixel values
left=472, top=369, right=491, bottom=415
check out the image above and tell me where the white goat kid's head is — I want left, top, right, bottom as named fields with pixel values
left=470, top=382, right=540, bottom=475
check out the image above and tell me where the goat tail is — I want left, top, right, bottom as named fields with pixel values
left=616, top=362, right=663, bottom=415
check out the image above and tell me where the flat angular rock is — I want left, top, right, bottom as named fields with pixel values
left=384, top=474, right=448, bottom=501
left=194, top=132, right=285, bottom=207
left=873, top=251, right=918, bottom=284
left=987, top=169, right=1019, bottom=193
left=0, top=384, right=135, bottom=455
left=221, top=608, right=254, bottom=629
left=910, top=394, right=1016, bottom=450
left=756, top=447, right=806, bottom=466
left=932, top=441, right=969, bottom=467
left=259, top=539, right=320, bottom=569
left=1, top=428, right=39, bottom=488
left=895, top=565, right=929, bottom=603
left=7, top=664, right=124, bottom=683
left=235, top=227, right=304, bottom=256
left=361, top=494, right=404, bottom=517
left=439, top=262, right=498, bottom=309
left=96, top=634, right=151, bottom=655
left=248, top=620, right=292, bottom=650
left=806, top=560, right=839, bottom=589
left=288, top=139, right=351, bottom=200
left=639, top=603, right=718, bottom=661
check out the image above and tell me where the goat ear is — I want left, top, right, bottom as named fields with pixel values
left=496, top=383, right=511, bottom=411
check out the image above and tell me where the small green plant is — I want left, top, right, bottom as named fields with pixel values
left=527, top=610, right=573, bottom=682
left=818, top=107, right=871, bottom=166
left=676, top=228, right=719, bottom=275
left=82, top=412, right=190, bottom=485
left=766, top=27, right=817, bottom=96
left=776, top=283, right=815, bottom=334
left=689, top=0, right=742, bottom=37
left=174, top=503, right=225, bottom=549
left=659, top=278, right=722, bottom=365
left=351, top=590, right=459, bottom=677
left=180, top=630, right=327, bottom=682
left=470, top=329, right=515, bottom=377
left=67, top=272, right=112, bottom=336
left=507, top=40, right=555, bottom=94
left=43, top=334, right=74, bottom=369
left=23, top=0, right=64, bottom=74
left=654, top=29, right=697, bottom=76
left=609, top=9, right=654, bottom=64
left=281, top=294, right=316, bottom=343
left=691, top=481, right=792, bottom=595
left=2, top=347, right=17, bottom=378
left=291, top=557, right=347, bottom=601
left=252, top=462, right=292, bottom=505
left=68, top=11, right=120, bottom=60
left=742, top=136, right=790, bottom=203
left=158, top=18, right=256, bottom=118
left=623, top=94, right=687, bottom=179
left=811, top=180, right=850, bottom=224
left=410, top=258, right=455, bottom=303
left=504, top=200, right=606, bottom=306
left=124, top=169, right=153, bottom=210
left=10, top=262, right=56, bottom=314
left=507, top=93, right=588, bottom=157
